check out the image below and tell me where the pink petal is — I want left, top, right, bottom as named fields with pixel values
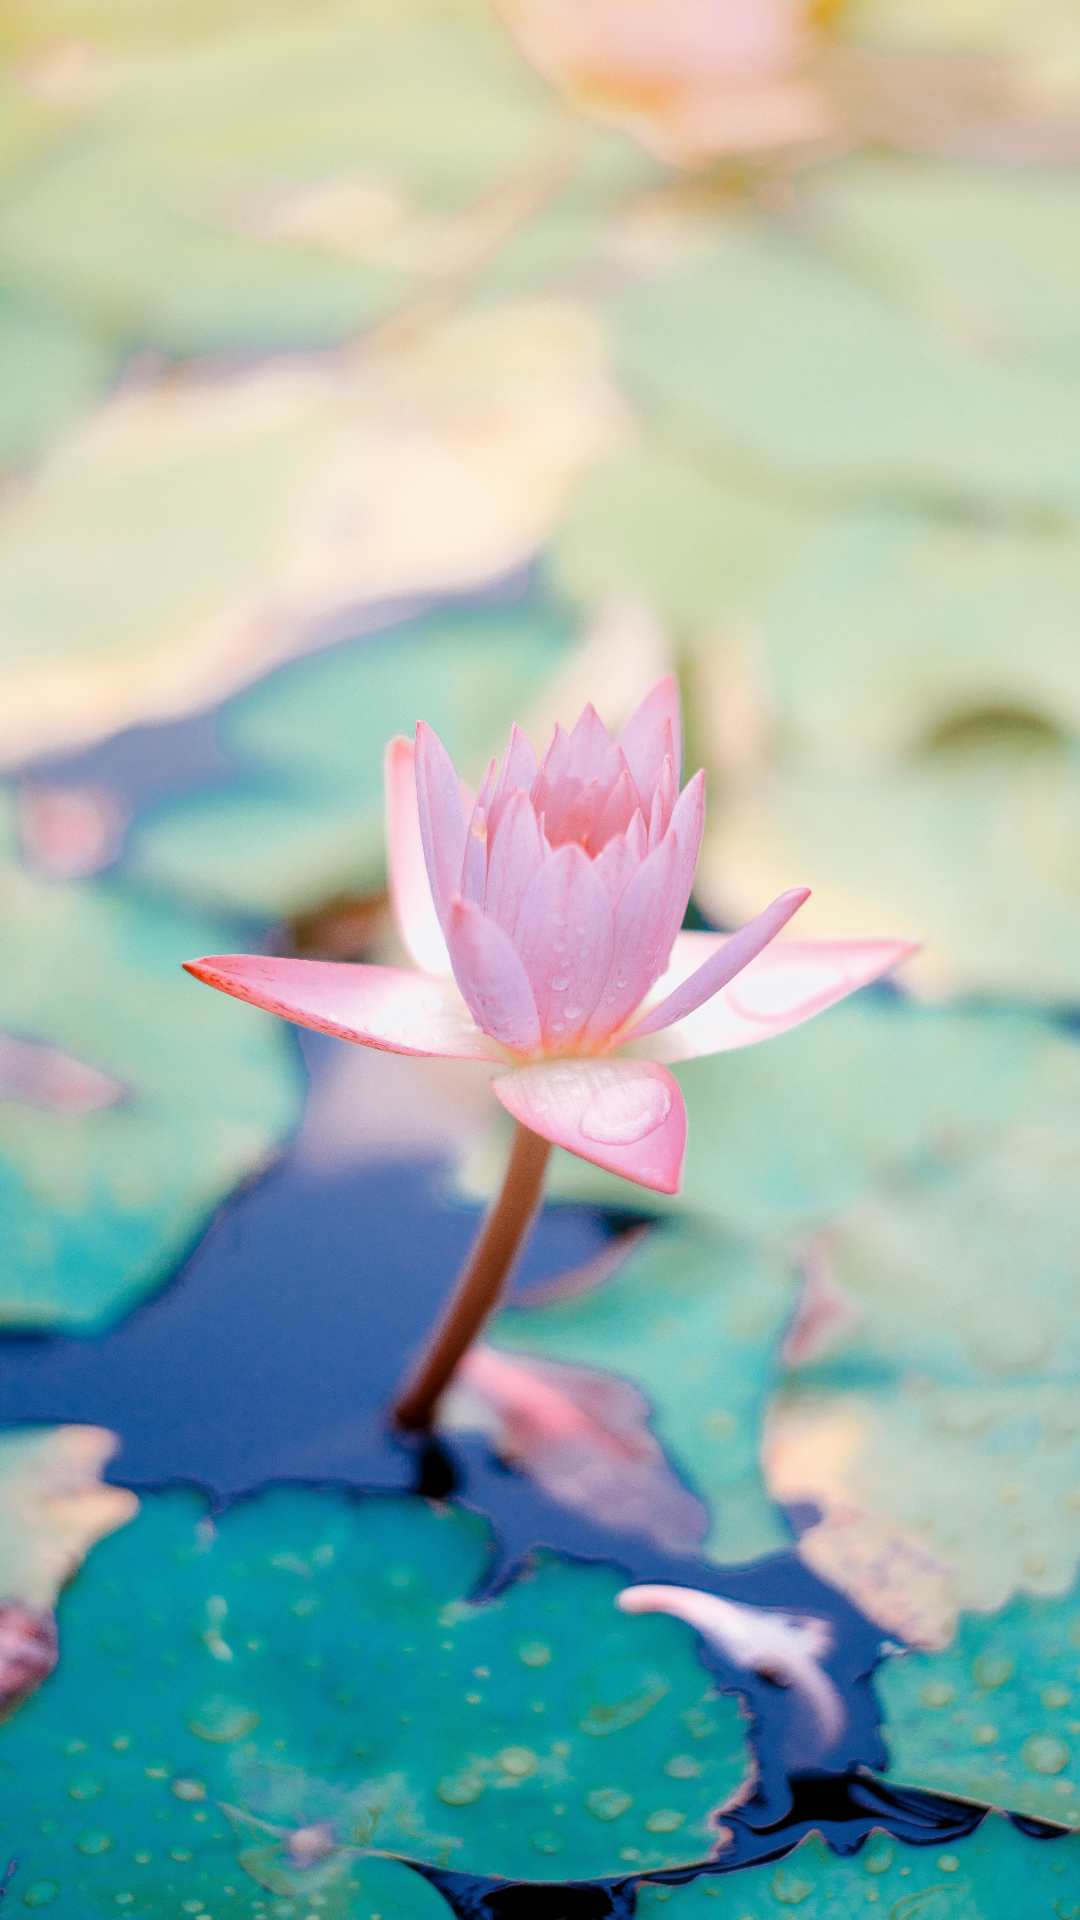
left=453, top=1347, right=706, bottom=1549
left=514, top=842, right=615, bottom=1046
left=627, top=937, right=920, bottom=1063
left=629, top=888, right=810, bottom=1039
left=183, top=954, right=506, bottom=1059
left=618, top=672, right=682, bottom=792
left=555, top=775, right=603, bottom=850
left=648, top=754, right=676, bottom=851
left=383, top=737, right=452, bottom=975
left=488, top=723, right=539, bottom=836
left=443, top=897, right=542, bottom=1054
left=461, top=756, right=498, bottom=907
left=592, top=762, right=638, bottom=850
left=668, top=768, right=706, bottom=915
left=592, top=818, right=646, bottom=908
left=484, top=788, right=545, bottom=937
left=415, top=721, right=468, bottom=929
left=580, top=828, right=682, bottom=1046
left=566, top=701, right=613, bottom=779
left=494, top=1058, right=686, bottom=1194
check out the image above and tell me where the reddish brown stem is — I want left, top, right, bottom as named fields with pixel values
left=393, top=1122, right=552, bottom=1432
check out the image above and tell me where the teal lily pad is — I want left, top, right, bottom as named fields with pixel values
left=0, top=792, right=303, bottom=1329
left=125, top=594, right=575, bottom=919
left=0, top=1486, right=751, bottom=1906
left=878, top=1580, right=1080, bottom=1828
left=635, top=1813, right=1080, bottom=1915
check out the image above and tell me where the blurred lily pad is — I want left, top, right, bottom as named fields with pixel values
left=878, top=1580, right=1080, bottom=1828
left=0, top=791, right=303, bottom=1329
left=0, top=0, right=567, bottom=355
left=124, top=591, right=576, bottom=920
left=0, top=1485, right=750, bottom=1903
left=697, top=736, right=1080, bottom=1001
left=0, top=298, right=620, bottom=770
left=606, top=210, right=1080, bottom=513
left=635, top=1813, right=1080, bottom=1913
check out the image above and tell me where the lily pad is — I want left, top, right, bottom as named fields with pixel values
left=878, top=1579, right=1080, bottom=1828
left=0, top=791, right=303, bottom=1329
left=124, top=592, right=576, bottom=919
left=0, top=1486, right=751, bottom=1904
left=635, top=1813, right=1080, bottom=1914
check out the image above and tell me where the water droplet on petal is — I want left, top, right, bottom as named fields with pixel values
left=581, top=1076, right=671, bottom=1145
left=551, top=976, right=570, bottom=992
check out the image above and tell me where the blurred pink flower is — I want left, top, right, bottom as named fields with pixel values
left=186, top=678, right=914, bottom=1195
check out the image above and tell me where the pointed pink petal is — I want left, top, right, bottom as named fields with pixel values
left=580, top=828, right=682, bottom=1046
left=668, top=768, right=706, bottom=914
left=629, top=888, right=810, bottom=1039
left=384, top=737, right=452, bottom=975
left=515, top=842, right=615, bottom=1046
left=593, top=820, right=646, bottom=908
left=566, top=702, right=613, bottom=779
left=494, top=1058, right=686, bottom=1194
left=618, top=672, right=682, bottom=791
left=555, top=775, right=603, bottom=850
left=592, top=762, right=638, bottom=851
left=183, top=955, right=504, bottom=1059
left=461, top=757, right=497, bottom=907
left=484, top=788, right=546, bottom=938
left=415, top=722, right=468, bottom=929
left=626, top=938, right=920, bottom=1063
left=648, top=755, right=676, bottom=851
left=443, top=898, right=542, bottom=1054
left=488, top=724, right=539, bottom=836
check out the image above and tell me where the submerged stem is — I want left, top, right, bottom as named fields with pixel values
left=393, top=1121, right=552, bottom=1432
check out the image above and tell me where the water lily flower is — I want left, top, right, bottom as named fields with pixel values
left=185, top=675, right=914, bottom=1428
left=186, top=675, right=913, bottom=1197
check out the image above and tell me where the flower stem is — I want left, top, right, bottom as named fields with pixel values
left=393, top=1122, right=553, bottom=1433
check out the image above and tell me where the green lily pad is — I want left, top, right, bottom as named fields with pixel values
left=491, top=1220, right=796, bottom=1567
left=0, top=0, right=564, bottom=357
left=125, top=594, right=575, bottom=919
left=0, top=791, right=303, bottom=1329
left=878, top=1580, right=1080, bottom=1828
left=0, top=1486, right=751, bottom=1906
left=0, top=289, right=120, bottom=472
left=635, top=1814, right=1080, bottom=1915
left=606, top=210, right=1080, bottom=513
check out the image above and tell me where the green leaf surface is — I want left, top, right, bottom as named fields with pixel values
left=878, top=1581, right=1080, bottom=1828
left=125, top=596, right=575, bottom=919
left=0, top=1486, right=751, bottom=1907
left=0, top=792, right=303, bottom=1330
left=636, top=1815, right=1080, bottom=1916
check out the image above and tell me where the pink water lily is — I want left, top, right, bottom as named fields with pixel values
left=186, top=676, right=914, bottom=1198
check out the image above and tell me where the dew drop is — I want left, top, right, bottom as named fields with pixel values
left=937, top=1855, right=959, bottom=1873
left=530, top=1830, right=564, bottom=1855
left=187, top=1691, right=260, bottom=1742
left=972, top=1655, right=1013, bottom=1690
left=970, top=1724, right=997, bottom=1746
left=436, top=1771, right=484, bottom=1806
left=76, top=1830, right=113, bottom=1855
left=580, top=1077, right=671, bottom=1146
left=110, top=1733, right=132, bottom=1751
left=172, top=1778, right=207, bottom=1801
left=1022, top=1735, right=1071, bottom=1775
left=769, top=1864, right=813, bottom=1904
left=585, top=1787, right=632, bottom=1821
left=517, top=1641, right=551, bottom=1668
left=663, top=1755, right=700, bottom=1779
left=68, top=1774, right=104, bottom=1801
left=920, top=1682, right=954, bottom=1708
left=1043, top=1686, right=1072, bottom=1709
left=169, top=1846, right=193, bottom=1862
left=644, top=1809, right=684, bottom=1833
left=551, top=976, right=570, bottom=992
left=21, top=1881, right=60, bottom=1907
left=133, top=1854, right=152, bottom=1865
left=498, top=1746, right=537, bottom=1778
